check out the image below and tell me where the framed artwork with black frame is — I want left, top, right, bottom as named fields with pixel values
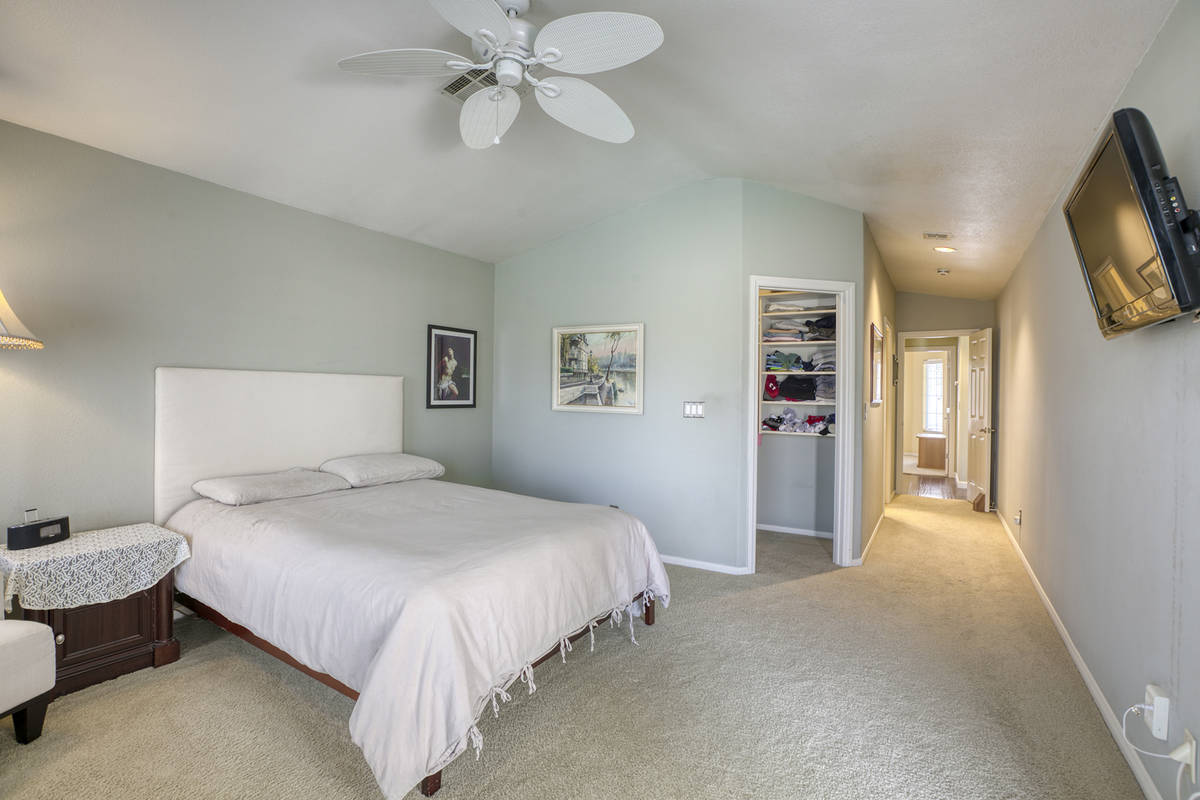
left=427, top=324, right=477, bottom=409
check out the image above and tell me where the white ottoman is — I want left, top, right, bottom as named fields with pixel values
left=0, top=619, right=55, bottom=743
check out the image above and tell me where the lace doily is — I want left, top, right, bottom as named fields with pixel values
left=1, top=523, right=190, bottom=612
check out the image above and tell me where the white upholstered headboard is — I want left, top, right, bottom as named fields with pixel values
left=154, top=367, right=404, bottom=524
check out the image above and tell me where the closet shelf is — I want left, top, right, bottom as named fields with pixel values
left=762, top=370, right=835, bottom=376
left=760, top=340, right=836, bottom=346
left=761, top=399, right=835, bottom=406
left=760, top=309, right=837, bottom=317
left=760, top=430, right=835, bottom=438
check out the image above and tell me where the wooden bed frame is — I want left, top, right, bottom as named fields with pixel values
left=175, top=590, right=655, bottom=796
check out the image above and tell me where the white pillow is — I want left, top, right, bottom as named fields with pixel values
left=192, top=467, right=350, bottom=506
left=319, top=452, right=445, bottom=487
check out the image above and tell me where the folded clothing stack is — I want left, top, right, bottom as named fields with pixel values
left=761, top=408, right=836, bottom=435
left=803, top=314, right=836, bottom=341
left=808, top=348, right=835, bottom=371
left=814, top=375, right=836, bottom=401
left=764, top=350, right=812, bottom=372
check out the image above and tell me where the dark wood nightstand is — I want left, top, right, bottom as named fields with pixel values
left=1, top=523, right=189, bottom=697
left=13, top=574, right=179, bottom=697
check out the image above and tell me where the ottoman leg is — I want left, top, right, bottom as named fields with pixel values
left=13, top=693, right=50, bottom=744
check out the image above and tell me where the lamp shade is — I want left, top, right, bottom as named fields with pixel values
left=0, top=287, right=43, bottom=350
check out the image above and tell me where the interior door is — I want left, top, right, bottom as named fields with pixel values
left=967, top=328, right=993, bottom=508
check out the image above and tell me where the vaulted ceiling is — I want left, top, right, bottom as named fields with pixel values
left=0, top=0, right=1175, bottom=298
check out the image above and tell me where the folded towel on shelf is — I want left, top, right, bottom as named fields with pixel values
left=764, top=298, right=835, bottom=312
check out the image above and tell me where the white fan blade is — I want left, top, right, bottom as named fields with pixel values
left=429, top=0, right=513, bottom=45
left=534, top=12, right=663, bottom=75
left=535, top=77, right=634, bottom=143
left=460, top=86, right=521, bottom=149
left=337, top=49, right=473, bottom=78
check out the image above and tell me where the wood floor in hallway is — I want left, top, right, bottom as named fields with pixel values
left=897, top=471, right=971, bottom=500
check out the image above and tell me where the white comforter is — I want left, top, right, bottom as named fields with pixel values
left=169, top=479, right=670, bottom=798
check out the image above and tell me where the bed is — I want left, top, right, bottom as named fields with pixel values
left=154, top=367, right=670, bottom=799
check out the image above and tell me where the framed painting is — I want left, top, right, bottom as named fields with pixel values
left=552, top=323, right=644, bottom=414
left=869, top=323, right=884, bottom=405
left=427, top=324, right=477, bottom=409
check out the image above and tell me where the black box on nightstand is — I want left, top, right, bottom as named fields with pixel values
left=7, top=515, right=70, bottom=550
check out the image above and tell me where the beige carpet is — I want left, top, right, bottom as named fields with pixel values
left=0, top=496, right=1141, bottom=799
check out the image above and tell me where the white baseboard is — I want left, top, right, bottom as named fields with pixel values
left=859, top=512, right=884, bottom=564
left=756, top=524, right=833, bottom=539
left=659, top=554, right=753, bottom=576
left=995, top=512, right=1162, bottom=800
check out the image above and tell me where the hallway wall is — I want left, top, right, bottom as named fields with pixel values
left=896, top=292, right=994, bottom=332
left=994, top=4, right=1200, bottom=797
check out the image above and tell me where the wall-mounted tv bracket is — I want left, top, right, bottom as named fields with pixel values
left=1152, top=176, right=1200, bottom=322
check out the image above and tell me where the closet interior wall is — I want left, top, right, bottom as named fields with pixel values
left=756, top=289, right=838, bottom=538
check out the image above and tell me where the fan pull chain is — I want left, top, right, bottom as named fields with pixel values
left=487, top=86, right=506, bottom=146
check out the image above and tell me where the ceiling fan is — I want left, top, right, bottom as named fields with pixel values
left=337, top=0, right=663, bottom=149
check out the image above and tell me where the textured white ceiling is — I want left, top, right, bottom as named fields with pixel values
left=0, top=0, right=1175, bottom=298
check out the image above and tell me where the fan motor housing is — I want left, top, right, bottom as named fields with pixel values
left=495, top=57, right=524, bottom=86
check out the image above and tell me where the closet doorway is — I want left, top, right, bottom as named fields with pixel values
left=895, top=328, right=992, bottom=504
left=746, top=275, right=857, bottom=570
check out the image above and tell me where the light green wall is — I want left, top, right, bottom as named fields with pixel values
left=0, top=120, right=494, bottom=531
left=744, top=182, right=867, bottom=551
left=493, top=178, right=883, bottom=568
left=492, top=178, right=745, bottom=566
left=896, top=291, right=994, bottom=331
left=994, top=3, right=1200, bottom=797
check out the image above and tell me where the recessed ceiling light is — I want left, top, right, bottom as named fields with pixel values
left=936, top=268, right=950, bottom=277
left=933, top=246, right=957, bottom=253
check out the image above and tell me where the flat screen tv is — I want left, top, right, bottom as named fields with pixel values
left=1063, top=108, right=1200, bottom=338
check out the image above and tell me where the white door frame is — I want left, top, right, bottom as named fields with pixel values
left=896, top=329, right=973, bottom=482
left=746, top=275, right=858, bottom=570
left=882, top=316, right=894, bottom=503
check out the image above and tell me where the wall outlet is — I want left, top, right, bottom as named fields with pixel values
left=1145, top=684, right=1170, bottom=740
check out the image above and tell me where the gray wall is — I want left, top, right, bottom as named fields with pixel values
left=0, top=121, right=494, bottom=531
left=995, top=4, right=1200, bottom=797
left=493, top=178, right=874, bottom=569
left=896, top=291, right=995, bottom=332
